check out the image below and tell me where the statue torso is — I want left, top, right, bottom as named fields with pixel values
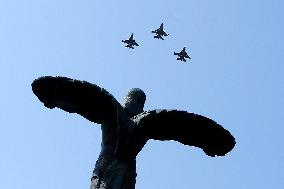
left=92, top=114, right=146, bottom=189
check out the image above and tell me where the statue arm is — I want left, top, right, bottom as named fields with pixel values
left=32, top=76, right=120, bottom=124
left=134, top=110, right=235, bottom=157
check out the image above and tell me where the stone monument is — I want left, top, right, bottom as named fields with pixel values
left=32, top=76, right=235, bottom=189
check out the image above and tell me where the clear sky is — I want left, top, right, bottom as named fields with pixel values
left=1, top=0, right=284, bottom=188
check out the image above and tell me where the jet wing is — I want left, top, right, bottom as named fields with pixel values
left=161, top=31, right=169, bottom=36
left=151, top=29, right=158, bottom=33
left=122, top=39, right=130, bottom=43
left=185, top=53, right=191, bottom=59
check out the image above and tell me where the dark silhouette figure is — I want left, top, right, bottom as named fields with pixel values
left=151, top=23, right=169, bottom=40
left=32, top=76, right=235, bottom=189
left=174, top=46, right=191, bottom=62
left=122, top=33, right=139, bottom=49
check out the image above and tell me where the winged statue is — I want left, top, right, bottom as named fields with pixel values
left=32, top=76, right=235, bottom=189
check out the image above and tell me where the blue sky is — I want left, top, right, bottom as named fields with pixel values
left=1, top=0, right=284, bottom=188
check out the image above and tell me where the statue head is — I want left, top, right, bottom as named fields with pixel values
left=123, top=88, right=146, bottom=116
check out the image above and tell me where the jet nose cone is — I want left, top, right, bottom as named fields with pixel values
left=32, top=76, right=58, bottom=108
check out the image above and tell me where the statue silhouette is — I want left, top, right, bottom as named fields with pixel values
left=32, top=76, right=235, bottom=189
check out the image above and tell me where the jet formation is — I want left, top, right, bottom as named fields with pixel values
left=122, top=23, right=190, bottom=62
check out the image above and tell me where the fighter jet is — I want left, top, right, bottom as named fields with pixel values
left=122, top=33, right=139, bottom=49
left=151, top=23, right=169, bottom=40
left=174, top=47, right=191, bottom=62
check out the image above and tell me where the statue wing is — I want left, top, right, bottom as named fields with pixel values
left=32, top=76, right=120, bottom=124
left=134, top=110, right=235, bottom=157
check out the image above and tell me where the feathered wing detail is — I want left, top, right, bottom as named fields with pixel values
left=32, top=76, right=120, bottom=124
left=134, top=110, right=235, bottom=157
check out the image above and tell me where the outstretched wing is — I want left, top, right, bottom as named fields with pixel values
left=151, top=29, right=158, bottom=33
left=122, top=39, right=129, bottom=44
left=184, top=52, right=190, bottom=59
left=133, top=41, right=139, bottom=46
left=32, top=76, right=119, bottom=124
left=162, top=31, right=169, bottom=36
left=134, top=110, right=235, bottom=157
